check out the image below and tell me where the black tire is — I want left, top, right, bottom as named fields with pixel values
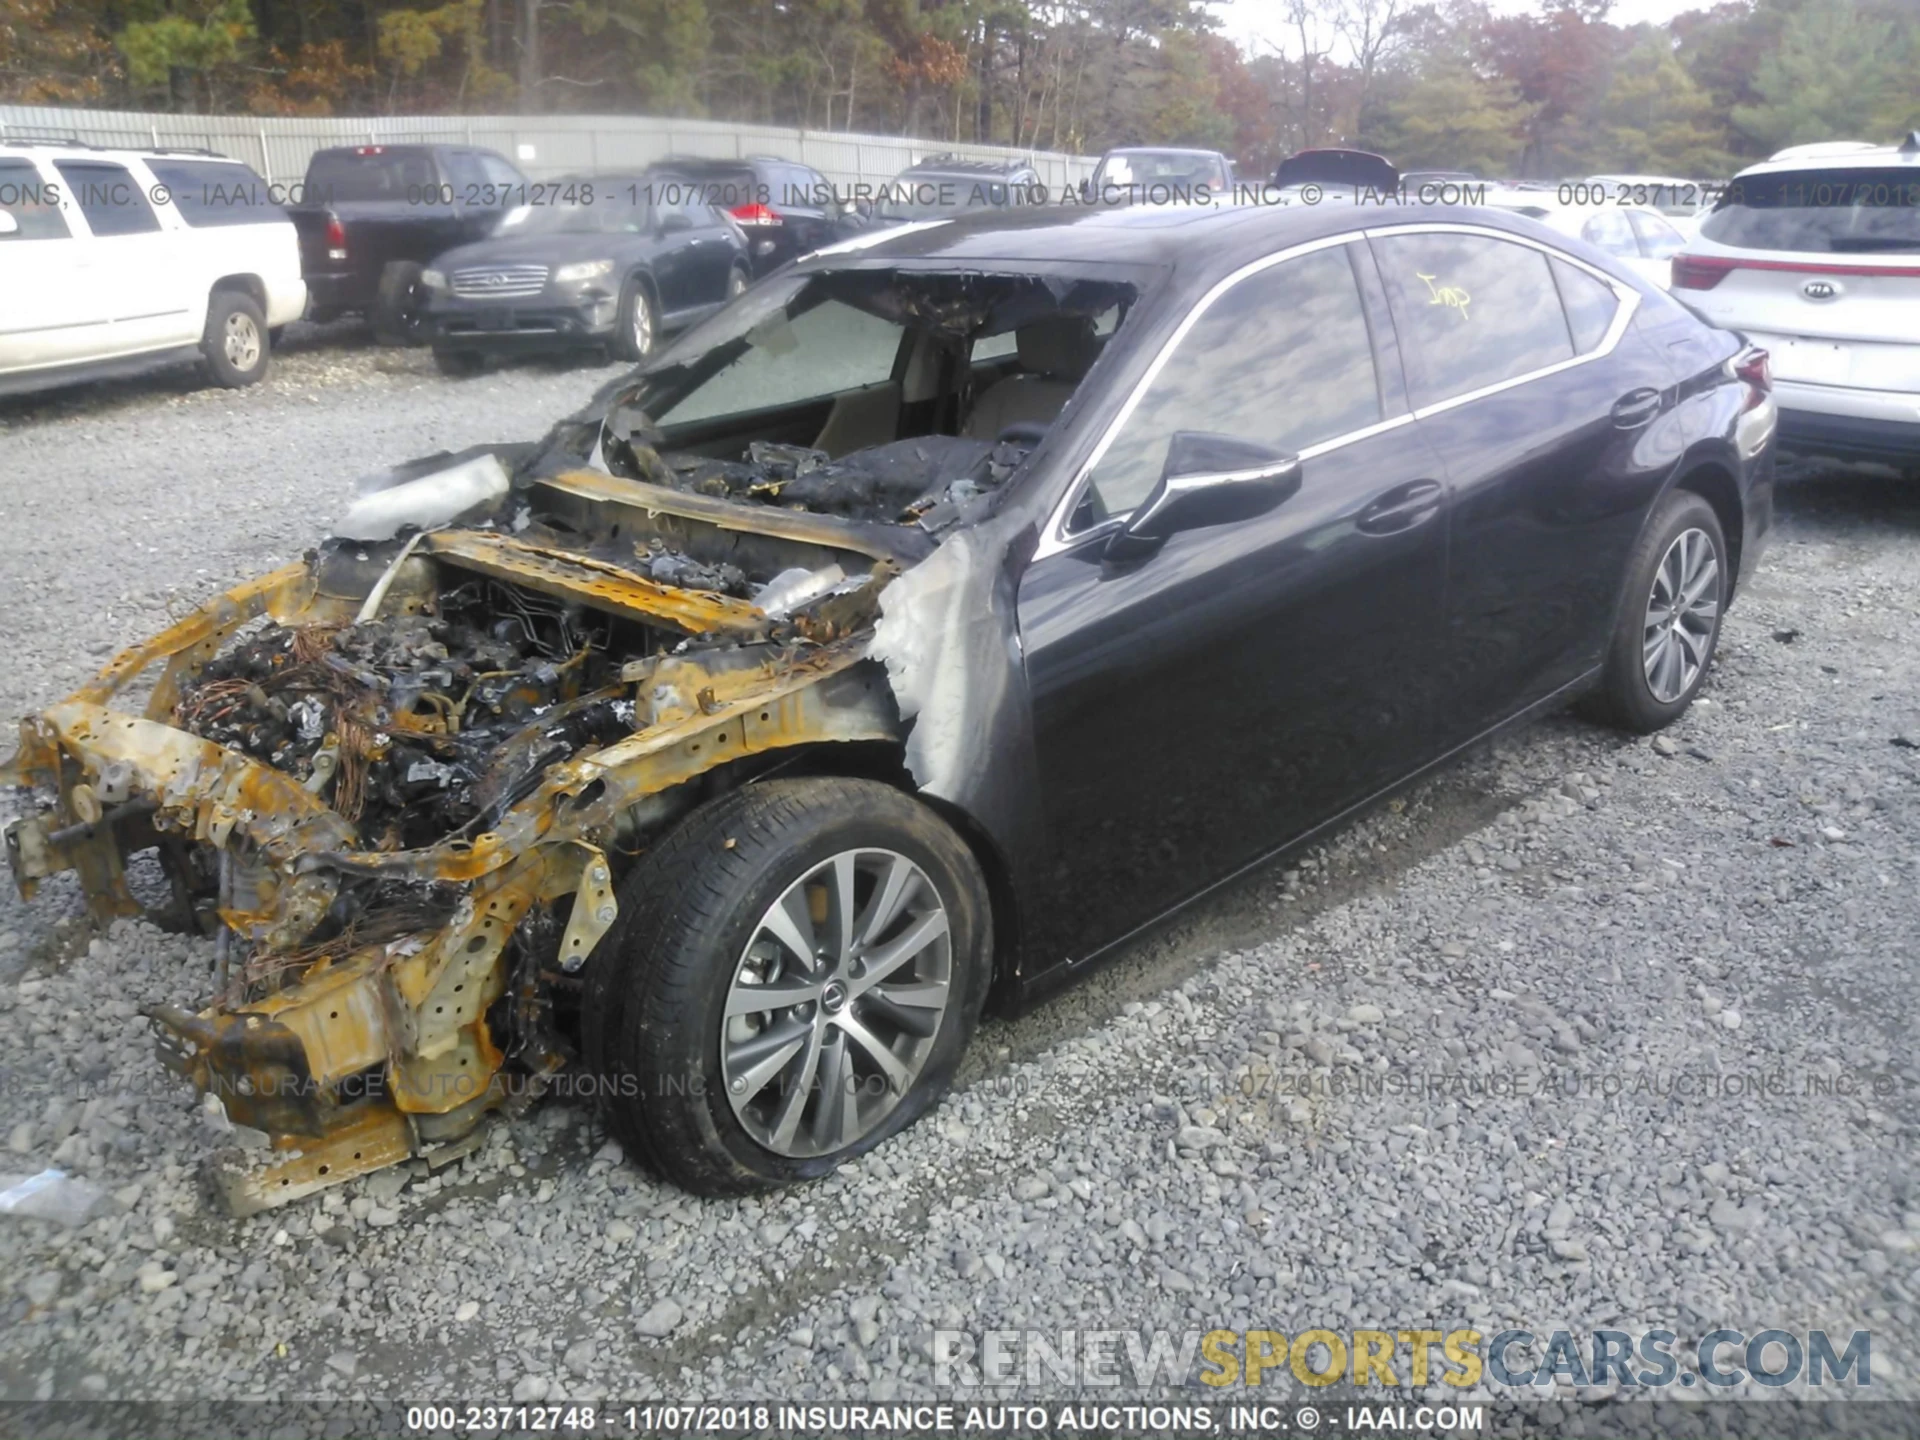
left=611, top=276, right=656, bottom=363
left=202, top=289, right=270, bottom=388
left=582, top=778, right=992, bottom=1196
left=433, top=346, right=485, bottom=378
left=1587, top=487, right=1727, bottom=733
left=370, top=260, right=429, bottom=346
left=726, top=263, right=750, bottom=300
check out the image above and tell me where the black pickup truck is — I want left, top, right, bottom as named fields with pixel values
left=289, top=144, right=527, bottom=343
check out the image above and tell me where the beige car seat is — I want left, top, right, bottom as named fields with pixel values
left=962, top=316, right=1100, bottom=440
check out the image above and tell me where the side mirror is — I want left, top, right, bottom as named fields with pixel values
left=1105, top=432, right=1300, bottom=562
left=0, top=211, right=19, bottom=237
left=657, top=210, right=693, bottom=235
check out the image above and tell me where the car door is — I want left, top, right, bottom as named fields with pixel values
left=0, top=156, right=107, bottom=373
left=1368, top=225, right=1677, bottom=748
left=52, top=158, right=191, bottom=355
left=1015, top=239, right=1448, bottom=963
left=639, top=186, right=702, bottom=320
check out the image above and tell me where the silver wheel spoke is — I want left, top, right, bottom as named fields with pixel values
left=848, top=908, right=948, bottom=998
left=870, top=979, right=949, bottom=1011
left=767, top=1025, right=824, bottom=1150
left=858, top=854, right=917, bottom=949
left=830, top=851, right=858, bottom=963
left=760, top=889, right=818, bottom=968
left=835, top=1011, right=913, bottom=1093
left=725, top=974, right=821, bottom=1017
left=729, top=1022, right=808, bottom=1101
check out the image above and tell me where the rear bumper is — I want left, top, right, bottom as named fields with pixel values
left=303, top=271, right=371, bottom=314
left=1772, top=379, right=1920, bottom=462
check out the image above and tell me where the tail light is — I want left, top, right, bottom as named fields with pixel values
left=324, top=214, right=347, bottom=262
left=354, top=145, right=386, bottom=155
left=1672, top=254, right=1734, bottom=290
left=728, top=202, right=781, bottom=226
left=1729, top=347, right=1771, bottom=412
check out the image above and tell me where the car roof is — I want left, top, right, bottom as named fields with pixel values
left=797, top=199, right=1571, bottom=285
left=1742, top=134, right=1920, bottom=175
left=0, top=140, right=243, bottom=163
left=1099, top=146, right=1226, bottom=159
left=899, top=155, right=1034, bottom=176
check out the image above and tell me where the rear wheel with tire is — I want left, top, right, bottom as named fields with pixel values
left=582, top=778, right=992, bottom=1195
left=203, top=289, right=269, bottom=387
left=370, top=260, right=429, bottom=346
left=1588, top=488, right=1727, bottom=732
left=726, top=264, right=750, bottom=300
left=611, top=276, right=655, bottom=363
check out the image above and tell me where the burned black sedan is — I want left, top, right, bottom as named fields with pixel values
left=422, top=170, right=751, bottom=374
left=3, top=203, right=1774, bottom=1208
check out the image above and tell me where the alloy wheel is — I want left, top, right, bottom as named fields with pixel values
left=632, top=292, right=653, bottom=354
left=1643, top=526, right=1720, bottom=704
left=223, top=312, right=261, bottom=372
left=720, top=848, right=951, bottom=1158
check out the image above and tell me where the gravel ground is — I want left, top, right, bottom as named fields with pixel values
left=0, top=344, right=1914, bottom=1410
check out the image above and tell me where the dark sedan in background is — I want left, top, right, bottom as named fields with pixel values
left=420, top=169, right=752, bottom=373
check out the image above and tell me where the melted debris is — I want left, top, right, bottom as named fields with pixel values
left=173, top=583, right=635, bottom=848
left=660, top=436, right=1030, bottom=527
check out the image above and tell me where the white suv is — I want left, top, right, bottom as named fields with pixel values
left=0, top=142, right=307, bottom=398
left=1670, top=134, right=1920, bottom=468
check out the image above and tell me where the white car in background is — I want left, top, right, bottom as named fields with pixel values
left=1585, top=174, right=1719, bottom=237
left=0, top=142, right=307, bottom=398
left=1478, top=188, right=1689, bottom=290
left=1671, top=134, right=1920, bottom=468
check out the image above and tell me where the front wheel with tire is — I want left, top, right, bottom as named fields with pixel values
left=582, top=778, right=992, bottom=1196
left=611, top=276, right=655, bottom=363
left=1589, top=488, right=1727, bottom=732
left=370, top=260, right=429, bottom=346
left=203, top=289, right=270, bottom=387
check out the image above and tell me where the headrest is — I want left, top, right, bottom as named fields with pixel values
left=1015, top=316, right=1100, bottom=380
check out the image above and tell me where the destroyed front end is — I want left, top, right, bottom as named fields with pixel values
left=0, top=462, right=917, bottom=1214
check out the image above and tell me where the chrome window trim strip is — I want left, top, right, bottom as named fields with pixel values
left=1032, top=222, right=1639, bottom=562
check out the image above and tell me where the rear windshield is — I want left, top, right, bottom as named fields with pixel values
left=147, top=159, right=282, bottom=226
left=1701, top=167, right=1920, bottom=254
left=304, top=150, right=439, bottom=202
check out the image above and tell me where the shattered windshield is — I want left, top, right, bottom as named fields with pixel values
left=589, top=265, right=1142, bottom=529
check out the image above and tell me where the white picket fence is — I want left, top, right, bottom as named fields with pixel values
left=0, top=105, right=1096, bottom=195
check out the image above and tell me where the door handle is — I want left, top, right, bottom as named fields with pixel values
left=1356, top=479, right=1443, bottom=536
left=1611, top=387, right=1663, bottom=428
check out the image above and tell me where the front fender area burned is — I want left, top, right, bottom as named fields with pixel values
left=1, top=467, right=906, bottom=1212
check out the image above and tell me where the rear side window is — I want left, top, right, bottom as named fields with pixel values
left=52, top=160, right=160, bottom=236
left=1702, top=167, right=1920, bottom=254
left=1082, top=245, right=1382, bottom=521
left=1551, top=258, right=1619, bottom=354
left=304, top=149, right=437, bottom=202
left=0, top=159, right=70, bottom=240
left=146, top=159, right=280, bottom=227
left=1372, top=232, right=1574, bottom=408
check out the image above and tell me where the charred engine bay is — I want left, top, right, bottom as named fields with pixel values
left=173, top=581, right=638, bottom=850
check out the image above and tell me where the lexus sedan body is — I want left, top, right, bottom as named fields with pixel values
left=1670, top=133, right=1920, bottom=467
left=3, top=203, right=1773, bottom=1210
left=420, top=170, right=751, bottom=373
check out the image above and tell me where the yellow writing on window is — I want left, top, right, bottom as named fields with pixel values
left=1417, top=272, right=1471, bottom=320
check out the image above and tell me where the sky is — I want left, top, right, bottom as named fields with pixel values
left=1210, top=0, right=1711, bottom=54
